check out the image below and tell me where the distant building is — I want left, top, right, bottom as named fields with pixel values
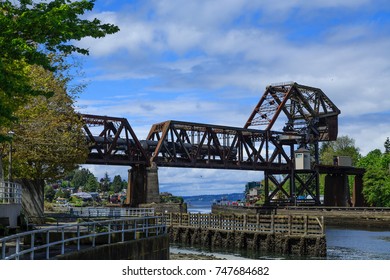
left=245, top=181, right=262, bottom=204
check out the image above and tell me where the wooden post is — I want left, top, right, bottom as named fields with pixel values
left=271, top=214, right=274, bottom=233
left=304, top=215, right=308, bottom=235
left=288, top=215, right=292, bottom=235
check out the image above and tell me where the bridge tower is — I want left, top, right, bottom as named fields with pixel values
left=245, top=82, right=342, bottom=206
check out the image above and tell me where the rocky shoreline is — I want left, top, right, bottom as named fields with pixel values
left=170, top=252, right=226, bottom=260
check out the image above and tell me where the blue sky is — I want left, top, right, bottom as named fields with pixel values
left=74, top=0, right=390, bottom=196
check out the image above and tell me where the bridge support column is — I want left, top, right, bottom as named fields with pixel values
left=146, top=163, right=160, bottom=204
left=352, top=174, right=364, bottom=207
left=324, top=174, right=350, bottom=206
left=126, top=164, right=160, bottom=207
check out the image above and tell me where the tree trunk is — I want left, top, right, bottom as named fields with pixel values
left=17, top=178, right=45, bottom=224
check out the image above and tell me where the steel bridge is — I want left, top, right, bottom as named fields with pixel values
left=81, top=82, right=364, bottom=207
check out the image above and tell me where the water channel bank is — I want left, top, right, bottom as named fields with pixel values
left=168, top=226, right=326, bottom=258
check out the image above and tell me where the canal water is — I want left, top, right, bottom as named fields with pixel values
left=180, top=202, right=390, bottom=260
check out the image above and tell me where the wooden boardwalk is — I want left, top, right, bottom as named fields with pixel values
left=162, top=213, right=326, bottom=258
left=161, top=213, right=324, bottom=236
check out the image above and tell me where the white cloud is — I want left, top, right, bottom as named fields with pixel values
left=75, top=0, right=390, bottom=195
left=341, top=116, right=390, bottom=155
left=154, top=167, right=261, bottom=196
left=83, top=164, right=261, bottom=196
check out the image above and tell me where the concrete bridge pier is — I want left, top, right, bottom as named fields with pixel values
left=126, top=163, right=160, bottom=207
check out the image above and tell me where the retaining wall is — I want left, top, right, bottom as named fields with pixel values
left=55, top=234, right=169, bottom=260
left=168, top=226, right=326, bottom=258
left=140, top=202, right=187, bottom=213
left=0, top=204, right=22, bottom=227
left=212, top=204, right=274, bottom=215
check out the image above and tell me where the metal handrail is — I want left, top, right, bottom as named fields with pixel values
left=70, top=207, right=155, bottom=217
left=0, top=181, right=22, bottom=204
left=49, top=206, right=155, bottom=217
left=0, top=216, right=166, bottom=260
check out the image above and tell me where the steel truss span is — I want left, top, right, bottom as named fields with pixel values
left=81, top=82, right=365, bottom=206
left=82, top=116, right=293, bottom=171
left=146, top=120, right=292, bottom=170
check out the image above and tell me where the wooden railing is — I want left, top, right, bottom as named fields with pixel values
left=161, top=213, right=324, bottom=236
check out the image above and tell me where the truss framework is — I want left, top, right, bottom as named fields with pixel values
left=82, top=114, right=148, bottom=165
left=264, top=170, right=320, bottom=205
left=146, top=120, right=292, bottom=170
left=80, top=82, right=347, bottom=206
left=245, top=82, right=340, bottom=144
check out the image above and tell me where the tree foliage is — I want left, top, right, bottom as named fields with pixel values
left=71, top=168, right=92, bottom=190
left=358, top=148, right=390, bottom=207
left=84, top=173, right=99, bottom=192
left=320, top=135, right=361, bottom=165
left=44, top=185, right=56, bottom=202
left=7, top=65, right=88, bottom=180
left=0, top=0, right=119, bottom=140
left=384, top=137, right=390, bottom=154
left=110, top=175, right=124, bottom=193
left=100, top=172, right=111, bottom=192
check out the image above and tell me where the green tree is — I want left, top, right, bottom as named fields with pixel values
left=384, top=137, right=390, bottom=154
left=54, top=188, right=70, bottom=200
left=44, top=185, right=56, bottom=202
left=71, top=168, right=92, bottom=190
left=84, top=173, right=99, bottom=192
left=1, top=63, right=90, bottom=220
left=1, top=0, right=118, bottom=220
left=122, top=179, right=128, bottom=191
left=320, top=135, right=361, bottom=166
left=11, top=65, right=88, bottom=180
left=100, top=172, right=111, bottom=192
left=358, top=147, right=390, bottom=207
left=110, top=175, right=123, bottom=193
left=0, top=0, right=119, bottom=140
